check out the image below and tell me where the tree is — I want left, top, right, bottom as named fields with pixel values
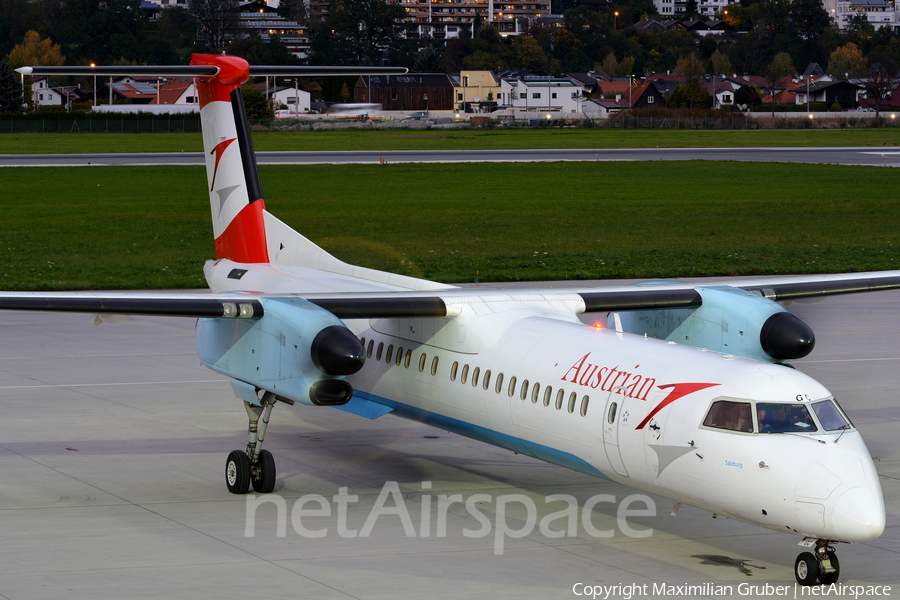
left=761, top=52, right=795, bottom=117
left=308, top=0, right=411, bottom=66
left=862, top=49, right=900, bottom=126
left=789, top=0, right=830, bottom=40
left=734, top=84, right=762, bottom=111
left=668, top=81, right=712, bottom=109
left=0, top=60, right=24, bottom=112
left=189, top=0, right=240, bottom=53
left=827, top=42, right=867, bottom=78
left=7, top=31, right=65, bottom=68
left=674, top=53, right=706, bottom=107
left=709, top=49, right=733, bottom=77
left=241, top=82, right=273, bottom=121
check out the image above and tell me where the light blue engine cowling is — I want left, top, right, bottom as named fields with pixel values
left=196, top=297, right=365, bottom=406
left=610, top=285, right=815, bottom=362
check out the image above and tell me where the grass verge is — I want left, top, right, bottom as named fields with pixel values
left=1, top=161, right=897, bottom=290
left=3, top=127, right=900, bottom=154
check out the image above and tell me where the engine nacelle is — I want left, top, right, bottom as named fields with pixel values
left=196, top=297, right=365, bottom=406
left=610, top=285, right=814, bottom=362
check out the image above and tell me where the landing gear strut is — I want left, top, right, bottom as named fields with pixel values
left=795, top=539, right=840, bottom=586
left=225, top=392, right=292, bottom=494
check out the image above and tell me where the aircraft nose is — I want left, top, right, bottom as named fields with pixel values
left=831, top=487, right=885, bottom=541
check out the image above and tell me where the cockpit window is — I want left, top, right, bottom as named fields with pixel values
left=757, top=402, right=817, bottom=433
left=812, top=399, right=853, bottom=431
left=703, top=400, right=753, bottom=433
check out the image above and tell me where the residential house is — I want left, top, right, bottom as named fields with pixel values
left=499, top=76, right=586, bottom=113
left=583, top=98, right=629, bottom=118
left=790, top=79, right=864, bottom=109
left=29, top=77, right=88, bottom=109
left=258, top=83, right=312, bottom=113
left=596, top=79, right=667, bottom=108
left=103, top=77, right=196, bottom=106
left=453, top=71, right=501, bottom=112
left=564, top=72, right=610, bottom=98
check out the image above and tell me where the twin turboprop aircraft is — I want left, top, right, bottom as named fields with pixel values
left=5, top=55, right=897, bottom=586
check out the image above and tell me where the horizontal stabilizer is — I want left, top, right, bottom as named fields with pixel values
left=16, top=66, right=408, bottom=77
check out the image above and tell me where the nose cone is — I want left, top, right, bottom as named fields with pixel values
left=831, top=487, right=885, bottom=541
left=311, top=325, right=365, bottom=376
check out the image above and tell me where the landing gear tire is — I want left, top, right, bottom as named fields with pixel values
left=795, top=552, right=819, bottom=586
left=818, top=550, right=840, bottom=585
left=226, top=450, right=250, bottom=494
left=252, top=449, right=276, bottom=493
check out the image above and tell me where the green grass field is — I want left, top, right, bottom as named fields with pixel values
left=1, top=161, right=897, bottom=290
left=2, top=127, right=900, bottom=154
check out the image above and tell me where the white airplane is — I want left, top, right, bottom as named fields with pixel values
left=7, top=55, right=898, bottom=587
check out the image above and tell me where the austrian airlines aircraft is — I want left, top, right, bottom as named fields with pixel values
left=7, top=55, right=899, bottom=587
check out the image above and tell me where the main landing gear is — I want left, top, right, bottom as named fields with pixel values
left=225, top=392, right=293, bottom=494
left=794, top=539, right=840, bottom=586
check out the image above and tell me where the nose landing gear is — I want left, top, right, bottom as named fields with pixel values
left=795, top=539, right=840, bottom=586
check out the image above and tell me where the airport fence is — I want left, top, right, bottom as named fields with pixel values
left=3, top=112, right=900, bottom=133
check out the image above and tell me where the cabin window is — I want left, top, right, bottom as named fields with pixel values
left=607, top=401, right=618, bottom=424
left=531, top=382, right=541, bottom=403
left=418, top=353, right=427, bottom=373
left=431, top=356, right=439, bottom=376
left=757, top=402, right=817, bottom=433
left=520, top=380, right=529, bottom=400
left=556, top=389, right=565, bottom=410
left=461, top=364, right=469, bottom=384
left=404, top=349, right=412, bottom=368
left=495, top=373, right=504, bottom=394
left=543, top=385, right=552, bottom=407
left=386, top=344, right=394, bottom=363
left=376, top=342, right=384, bottom=361
left=396, top=346, right=404, bottom=366
left=580, top=395, right=590, bottom=416
left=360, top=336, right=366, bottom=347
left=472, top=367, right=480, bottom=387
left=703, top=400, right=753, bottom=433
left=567, top=392, right=577, bottom=413
left=483, top=370, right=491, bottom=390
left=450, top=361, right=459, bottom=381
left=811, top=399, right=853, bottom=431
left=507, top=376, right=517, bottom=397
left=367, top=339, right=374, bottom=359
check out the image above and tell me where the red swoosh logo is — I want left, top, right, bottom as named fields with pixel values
left=635, top=382, right=720, bottom=429
left=210, top=138, right=236, bottom=191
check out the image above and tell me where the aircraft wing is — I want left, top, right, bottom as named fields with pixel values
left=2, top=270, right=900, bottom=320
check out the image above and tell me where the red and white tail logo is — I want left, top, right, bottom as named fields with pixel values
left=192, top=54, right=269, bottom=264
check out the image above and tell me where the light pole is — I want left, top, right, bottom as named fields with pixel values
left=629, top=74, right=633, bottom=108
left=614, top=11, right=619, bottom=29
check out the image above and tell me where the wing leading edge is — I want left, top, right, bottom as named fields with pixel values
left=2, top=270, right=900, bottom=320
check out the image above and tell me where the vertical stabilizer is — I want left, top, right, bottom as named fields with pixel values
left=192, top=54, right=269, bottom=264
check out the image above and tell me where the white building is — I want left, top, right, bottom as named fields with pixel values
left=653, top=0, right=735, bottom=17
left=835, top=0, right=899, bottom=30
left=499, top=77, right=585, bottom=113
